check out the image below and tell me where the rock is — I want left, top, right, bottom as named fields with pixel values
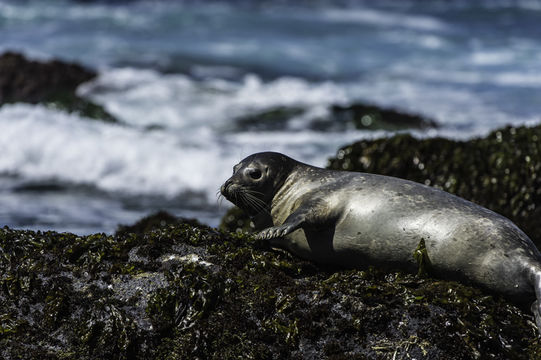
left=116, top=210, right=202, bottom=237
left=232, top=107, right=305, bottom=132
left=228, top=103, right=436, bottom=133
left=219, top=206, right=255, bottom=233
left=327, top=124, right=541, bottom=247
left=0, top=51, right=118, bottom=122
left=331, top=103, right=437, bottom=131
left=0, top=223, right=539, bottom=359
left=0, top=52, right=94, bottom=104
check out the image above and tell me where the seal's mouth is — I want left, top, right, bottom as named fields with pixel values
left=220, top=180, right=269, bottom=215
left=220, top=180, right=233, bottom=200
left=220, top=180, right=243, bottom=207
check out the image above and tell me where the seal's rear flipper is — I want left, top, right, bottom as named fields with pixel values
left=531, top=301, right=541, bottom=333
left=531, top=269, right=541, bottom=335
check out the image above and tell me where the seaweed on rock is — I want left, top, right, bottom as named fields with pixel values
left=1, top=218, right=540, bottom=359
left=331, top=103, right=437, bottom=131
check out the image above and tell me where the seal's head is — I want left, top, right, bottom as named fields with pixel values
left=221, top=152, right=295, bottom=216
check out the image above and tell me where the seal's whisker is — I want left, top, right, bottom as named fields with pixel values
left=240, top=192, right=259, bottom=211
left=217, top=194, right=225, bottom=208
left=242, top=192, right=270, bottom=215
left=232, top=188, right=239, bottom=204
left=239, top=192, right=258, bottom=211
left=244, top=189, right=266, bottom=196
left=216, top=189, right=224, bottom=207
left=250, top=196, right=269, bottom=213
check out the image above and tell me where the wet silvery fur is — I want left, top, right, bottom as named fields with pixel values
left=221, top=151, right=541, bottom=334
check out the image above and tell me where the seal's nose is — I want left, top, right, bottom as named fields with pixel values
left=220, top=179, right=232, bottom=196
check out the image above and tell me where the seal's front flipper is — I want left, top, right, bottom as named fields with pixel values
left=255, top=198, right=335, bottom=240
left=256, top=223, right=300, bottom=240
left=256, top=212, right=304, bottom=240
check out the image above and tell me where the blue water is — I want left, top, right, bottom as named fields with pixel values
left=1, top=0, right=541, bottom=234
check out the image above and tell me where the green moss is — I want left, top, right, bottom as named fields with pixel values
left=44, top=91, right=119, bottom=123
left=413, top=238, right=432, bottom=277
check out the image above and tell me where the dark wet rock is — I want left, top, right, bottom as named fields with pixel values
left=116, top=210, right=201, bottom=237
left=229, top=103, right=436, bottom=133
left=327, top=124, right=541, bottom=247
left=0, top=51, right=118, bottom=122
left=331, top=103, right=438, bottom=131
left=45, top=91, right=119, bottom=123
left=233, top=107, right=305, bottom=132
left=1, top=222, right=540, bottom=359
left=219, top=206, right=255, bottom=233
left=0, top=52, right=94, bottom=104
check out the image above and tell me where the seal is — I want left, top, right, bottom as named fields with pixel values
left=221, top=151, right=541, bottom=331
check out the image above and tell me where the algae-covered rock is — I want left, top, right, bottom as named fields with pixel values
left=116, top=210, right=201, bottom=237
left=228, top=102, right=436, bottom=133
left=233, top=107, right=305, bottom=132
left=1, top=220, right=540, bottom=359
left=219, top=206, right=255, bottom=233
left=327, top=125, right=541, bottom=247
left=331, top=103, right=437, bottom=131
left=0, top=51, right=118, bottom=122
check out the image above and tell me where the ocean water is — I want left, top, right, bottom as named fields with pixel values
left=1, top=0, right=541, bottom=234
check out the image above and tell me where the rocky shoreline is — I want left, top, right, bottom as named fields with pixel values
left=1, top=52, right=541, bottom=358
left=1, top=220, right=540, bottom=359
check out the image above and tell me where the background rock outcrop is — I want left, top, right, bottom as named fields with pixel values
left=0, top=51, right=117, bottom=122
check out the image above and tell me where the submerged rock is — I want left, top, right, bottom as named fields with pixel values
left=0, top=222, right=539, bottom=359
left=229, top=103, right=436, bottom=133
left=0, top=51, right=118, bottom=122
left=233, top=107, right=305, bottom=132
left=331, top=103, right=437, bottom=131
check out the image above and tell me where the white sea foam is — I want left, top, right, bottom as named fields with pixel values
left=0, top=0, right=154, bottom=27
left=321, top=8, right=450, bottom=32
left=79, top=68, right=350, bottom=129
left=0, top=104, right=229, bottom=198
left=470, top=50, right=516, bottom=65
left=492, top=72, right=541, bottom=87
left=0, top=101, right=366, bottom=204
left=3, top=62, right=538, bottom=213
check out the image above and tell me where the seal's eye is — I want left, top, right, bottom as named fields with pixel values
left=248, top=168, right=262, bottom=180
